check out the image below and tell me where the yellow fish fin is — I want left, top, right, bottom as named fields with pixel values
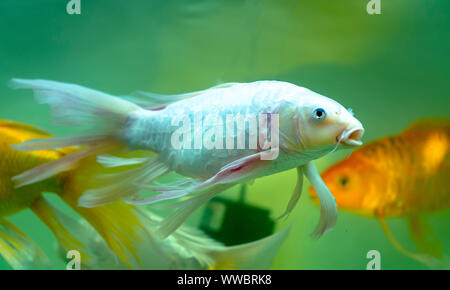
left=50, top=154, right=166, bottom=269
left=0, top=119, right=52, bottom=139
left=206, top=226, right=290, bottom=270
left=407, top=215, right=443, bottom=259
left=0, top=218, right=50, bottom=269
left=31, top=197, right=127, bottom=269
left=379, top=217, right=448, bottom=269
left=60, top=192, right=157, bottom=269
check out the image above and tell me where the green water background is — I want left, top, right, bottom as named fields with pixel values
left=0, top=0, right=449, bottom=269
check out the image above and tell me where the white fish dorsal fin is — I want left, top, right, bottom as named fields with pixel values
left=120, top=82, right=240, bottom=108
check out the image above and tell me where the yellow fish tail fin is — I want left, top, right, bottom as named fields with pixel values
left=207, top=226, right=290, bottom=270
left=60, top=192, right=157, bottom=269
left=0, top=218, right=50, bottom=269
left=30, top=197, right=127, bottom=269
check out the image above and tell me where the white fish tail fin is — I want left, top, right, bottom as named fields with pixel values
left=31, top=197, right=127, bottom=269
left=206, top=226, right=291, bottom=270
left=9, top=78, right=140, bottom=129
left=9, top=78, right=142, bottom=187
left=0, top=218, right=51, bottom=269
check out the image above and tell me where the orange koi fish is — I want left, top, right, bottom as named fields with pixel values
left=309, top=119, right=449, bottom=268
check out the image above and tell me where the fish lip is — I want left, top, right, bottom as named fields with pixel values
left=339, top=127, right=364, bottom=147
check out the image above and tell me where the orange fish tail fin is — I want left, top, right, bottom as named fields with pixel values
left=379, top=217, right=448, bottom=269
left=408, top=216, right=444, bottom=259
left=0, top=218, right=50, bottom=269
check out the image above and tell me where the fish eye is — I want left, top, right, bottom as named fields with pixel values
left=338, top=175, right=349, bottom=187
left=312, top=108, right=327, bottom=121
left=313, top=108, right=327, bottom=120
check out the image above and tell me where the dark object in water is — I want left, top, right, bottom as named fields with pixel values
left=200, top=185, right=275, bottom=246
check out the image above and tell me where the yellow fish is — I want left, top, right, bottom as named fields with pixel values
left=0, top=119, right=289, bottom=269
left=309, top=119, right=450, bottom=268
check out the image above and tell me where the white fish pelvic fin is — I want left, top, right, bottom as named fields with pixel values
left=156, top=183, right=235, bottom=239
left=277, top=166, right=304, bottom=220
left=304, top=161, right=338, bottom=239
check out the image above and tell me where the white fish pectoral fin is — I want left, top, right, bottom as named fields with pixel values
left=155, top=150, right=274, bottom=239
left=277, top=166, right=304, bottom=220
left=195, top=151, right=273, bottom=190
left=304, top=161, right=338, bottom=239
left=125, top=150, right=269, bottom=208
left=121, top=82, right=240, bottom=108
left=157, top=183, right=235, bottom=239
left=78, top=157, right=169, bottom=208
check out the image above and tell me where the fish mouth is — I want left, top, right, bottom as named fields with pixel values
left=339, top=127, right=364, bottom=147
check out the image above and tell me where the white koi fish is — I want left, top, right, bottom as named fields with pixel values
left=10, top=79, right=364, bottom=239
